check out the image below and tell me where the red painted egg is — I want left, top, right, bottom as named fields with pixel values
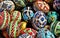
left=0, top=11, right=10, bottom=30
left=33, top=1, right=50, bottom=13
left=20, top=28, right=37, bottom=38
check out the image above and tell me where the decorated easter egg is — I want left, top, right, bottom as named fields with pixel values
left=19, top=34, right=32, bottom=38
left=2, top=1, right=15, bottom=12
left=13, top=0, right=26, bottom=7
left=20, top=28, right=37, bottom=38
left=32, top=11, right=47, bottom=30
left=9, top=20, right=27, bottom=38
left=47, top=11, right=57, bottom=23
left=37, top=28, right=55, bottom=38
left=50, top=21, right=60, bottom=36
left=10, top=11, right=21, bottom=22
left=23, top=7, right=34, bottom=21
left=53, top=0, right=60, bottom=11
left=20, top=22, right=27, bottom=30
left=0, top=11, right=10, bottom=30
left=33, top=1, right=50, bottom=13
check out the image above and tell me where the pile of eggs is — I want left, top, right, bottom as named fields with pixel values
left=0, top=0, right=60, bottom=38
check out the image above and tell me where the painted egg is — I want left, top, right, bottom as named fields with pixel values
left=33, top=1, right=50, bottom=13
left=10, top=11, right=21, bottom=22
left=13, top=0, right=26, bottom=7
left=2, top=1, right=15, bottom=12
left=37, top=28, right=55, bottom=38
left=19, top=34, right=32, bottom=38
left=47, top=11, right=57, bottom=23
left=20, top=22, right=27, bottom=30
left=53, top=0, right=60, bottom=11
left=50, top=21, right=60, bottom=36
left=0, top=11, right=10, bottom=30
left=32, top=11, right=47, bottom=30
left=20, top=28, right=37, bottom=38
left=23, top=7, right=34, bottom=21
left=9, top=20, right=27, bottom=38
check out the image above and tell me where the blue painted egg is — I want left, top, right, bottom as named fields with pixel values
left=37, top=28, right=55, bottom=38
left=23, top=7, right=34, bottom=21
left=32, top=11, right=47, bottom=30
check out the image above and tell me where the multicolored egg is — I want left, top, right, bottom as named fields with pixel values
left=2, top=1, right=15, bottom=12
left=53, top=0, right=60, bottom=11
left=50, top=21, right=60, bottom=36
left=32, top=11, right=47, bottom=30
left=10, top=11, right=21, bottom=22
left=33, top=1, right=50, bottom=13
left=20, top=28, right=37, bottom=38
left=47, top=11, right=58, bottom=23
left=19, top=34, right=32, bottom=38
left=13, top=0, right=26, bottom=7
left=9, top=20, right=27, bottom=38
left=37, top=28, right=55, bottom=38
left=0, top=11, right=10, bottom=30
left=23, top=7, right=34, bottom=21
